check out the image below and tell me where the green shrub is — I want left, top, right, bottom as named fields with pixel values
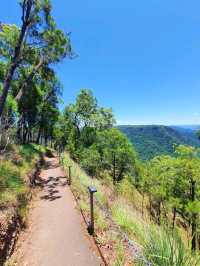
left=80, top=146, right=102, bottom=177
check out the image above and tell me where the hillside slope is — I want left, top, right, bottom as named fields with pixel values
left=118, top=125, right=200, bottom=160
left=171, top=126, right=200, bottom=146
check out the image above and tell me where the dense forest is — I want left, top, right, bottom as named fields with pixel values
left=1, top=1, right=200, bottom=266
left=118, top=125, right=200, bottom=160
left=0, top=0, right=74, bottom=147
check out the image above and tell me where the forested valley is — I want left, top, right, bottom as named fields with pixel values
left=1, top=1, right=200, bottom=266
left=118, top=125, right=200, bottom=160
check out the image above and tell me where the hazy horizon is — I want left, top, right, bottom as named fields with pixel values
left=117, top=123, right=200, bottom=127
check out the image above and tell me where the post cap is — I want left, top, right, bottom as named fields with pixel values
left=88, top=186, right=97, bottom=193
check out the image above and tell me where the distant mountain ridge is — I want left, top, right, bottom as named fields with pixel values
left=118, top=125, right=200, bottom=160
left=171, top=125, right=200, bottom=131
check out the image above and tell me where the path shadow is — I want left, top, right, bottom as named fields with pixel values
left=44, top=160, right=59, bottom=170
left=40, top=176, right=68, bottom=202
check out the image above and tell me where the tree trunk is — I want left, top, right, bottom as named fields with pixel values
left=192, top=220, right=197, bottom=251
left=36, top=127, right=42, bottom=144
left=0, top=1, right=32, bottom=117
left=23, top=125, right=28, bottom=144
left=191, top=180, right=197, bottom=251
left=149, top=195, right=152, bottom=220
left=172, top=207, right=177, bottom=229
left=27, top=128, right=32, bottom=143
left=113, top=152, right=116, bottom=185
left=45, top=136, right=48, bottom=146
left=117, top=167, right=125, bottom=182
left=17, top=125, right=21, bottom=143
left=29, top=129, right=33, bottom=143
left=157, top=201, right=161, bottom=225
left=142, top=193, right=144, bottom=217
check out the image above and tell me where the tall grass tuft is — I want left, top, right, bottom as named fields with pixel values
left=135, top=224, right=200, bottom=266
left=0, top=144, right=44, bottom=207
left=111, top=201, right=200, bottom=266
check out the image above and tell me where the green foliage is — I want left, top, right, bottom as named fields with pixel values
left=95, top=128, right=138, bottom=181
left=0, top=0, right=74, bottom=147
left=61, top=140, right=200, bottom=263
left=197, top=130, right=200, bottom=141
left=80, top=146, right=102, bottom=176
left=56, top=89, right=138, bottom=182
left=136, top=145, right=200, bottom=251
left=0, top=24, right=19, bottom=61
left=118, top=125, right=200, bottom=160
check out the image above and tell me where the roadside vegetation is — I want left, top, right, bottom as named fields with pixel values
left=61, top=151, right=200, bottom=265
left=0, top=144, right=45, bottom=209
left=0, top=143, right=46, bottom=265
left=61, top=152, right=135, bottom=265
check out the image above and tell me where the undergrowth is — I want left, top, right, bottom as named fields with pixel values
left=61, top=152, right=200, bottom=266
left=61, top=153, right=135, bottom=265
left=0, top=144, right=45, bottom=209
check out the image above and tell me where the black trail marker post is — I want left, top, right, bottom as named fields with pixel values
left=68, top=166, right=72, bottom=185
left=88, top=186, right=97, bottom=236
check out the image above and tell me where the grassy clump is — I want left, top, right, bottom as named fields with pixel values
left=0, top=144, right=44, bottom=208
left=111, top=200, right=143, bottom=244
left=136, top=225, right=200, bottom=266
left=113, top=241, right=126, bottom=266
left=116, top=178, right=144, bottom=211
left=0, top=161, right=26, bottom=206
left=112, top=201, right=200, bottom=266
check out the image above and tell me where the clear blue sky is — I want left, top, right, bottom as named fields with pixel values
left=1, top=1, right=200, bottom=125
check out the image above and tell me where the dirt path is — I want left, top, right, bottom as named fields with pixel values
left=10, top=156, right=102, bottom=266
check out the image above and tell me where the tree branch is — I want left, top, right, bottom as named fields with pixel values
left=15, top=57, right=44, bottom=102
left=0, top=0, right=33, bottom=117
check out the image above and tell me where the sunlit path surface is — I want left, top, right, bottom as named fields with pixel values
left=10, top=156, right=102, bottom=266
